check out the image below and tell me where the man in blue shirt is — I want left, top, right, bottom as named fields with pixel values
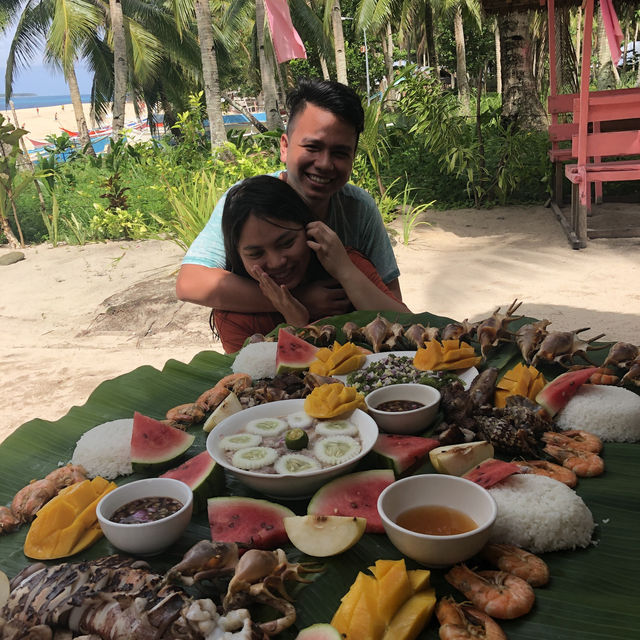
left=176, top=79, right=402, bottom=320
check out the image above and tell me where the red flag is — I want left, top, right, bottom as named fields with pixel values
left=264, top=0, right=307, bottom=64
left=600, top=0, right=623, bottom=65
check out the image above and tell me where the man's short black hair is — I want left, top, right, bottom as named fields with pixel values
left=286, top=79, right=365, bottom=138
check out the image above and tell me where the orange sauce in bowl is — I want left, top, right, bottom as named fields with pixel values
left=395, top=505, right=477, bottom=536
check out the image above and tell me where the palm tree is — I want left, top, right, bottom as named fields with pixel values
left=109, top=0, right=127, bottom=135
left=331, top=0, right=348, bottom=83
left=4, top=0, right=99, bottom=155
left=256, top=0, right=284, bottom=129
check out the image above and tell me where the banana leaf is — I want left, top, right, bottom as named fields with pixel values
left=0, top=311, right=638, bottom=639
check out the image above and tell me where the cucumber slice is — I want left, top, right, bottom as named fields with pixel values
left=219, top=433, right=262, bottom=450
left=315, top=419, right=358, bottom=437
left=285, top=428, right=310, bottom=451
left=275, top=454, right=320, bottom=474
left=314, top=436, right=361, bottom=465
left=246, top=418, right=288, bottom=436
left=287, top=411, right=314, bottom=429
left=232, top=447, right=278, bottom=470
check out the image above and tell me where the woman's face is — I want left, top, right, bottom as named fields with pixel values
left=238, top=213, right=311, bottom=289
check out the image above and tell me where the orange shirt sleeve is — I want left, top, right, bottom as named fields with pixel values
left=346, top=247, right=400, bottom=301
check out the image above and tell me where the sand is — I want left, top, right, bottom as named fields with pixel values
left=6, top=102, right=144, bottom=150
left=2, top=205, right=639, bottom=444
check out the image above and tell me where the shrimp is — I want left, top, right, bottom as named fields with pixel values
left=544, top=444, right=605, bottom=477
left=10, top=477, right=57, bottom=522
left=445, top=564, right=535, bottom=619
left=518, top=459, right=578, bottom=488
left=196, top=373, right=253, bottom=411
left=541, top=430, right=603, bottom=454
left=165, top=402, right=206, bottom=426
left=0, top=505, right=20, bottom=534
left=44, top=463, right=87, bottom=490
left=482, top=543, right=550, bottom=587
left=436, top=596, right=507, bottom=640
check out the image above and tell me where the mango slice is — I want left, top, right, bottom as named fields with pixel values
left=332, top=560, right=435, bottom=640
left=304, top=383, right=366, bottom=419
left=24, top=477, right=116, bottom=560
left=309, top=342, right=366, bottom=376
left=381, top=588, right=437, bottom=640
left=414, top=339, right=481, bottom=371
left=494, top=362, right=546, bottom=408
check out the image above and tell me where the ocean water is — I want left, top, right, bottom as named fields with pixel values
left=1, top=94, right=91, bottom=109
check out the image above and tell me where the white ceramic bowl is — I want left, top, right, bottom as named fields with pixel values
left=365, top=384, right=441, bottom=434
left=96, top=478, right=193, bottom=556
left=377, top=474, right=497, bottom=567
left=207, top=399, right=378, bottom=499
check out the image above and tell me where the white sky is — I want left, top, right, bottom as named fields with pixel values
left=0, top=22, right=92, bottom=96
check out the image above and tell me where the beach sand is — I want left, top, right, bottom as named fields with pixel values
left=7, top=101, right=143, bottom=150
left=2, top=205, right=639, bottom=444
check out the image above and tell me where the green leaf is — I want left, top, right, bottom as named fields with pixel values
left=0, top=313, right=638, bottom=639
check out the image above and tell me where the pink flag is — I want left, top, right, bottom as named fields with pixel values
left=600, top=0, right=623, bottom=65
left=264, top=0, right=307, bottom=64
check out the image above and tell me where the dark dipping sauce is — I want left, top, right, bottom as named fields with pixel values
left=375, top=399, right=424, bottom=412
left=110, top=496, right=183, bottom=524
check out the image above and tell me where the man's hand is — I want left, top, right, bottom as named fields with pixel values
left=294, top=278, right=352, bottom=320
left=253, top=266, right=310, bottom=327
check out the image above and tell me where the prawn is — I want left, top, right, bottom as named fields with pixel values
left=44, top=463, right=87, bottom=490
left=165, top=402, right=206, bottom=426
left=0, top=505, right=20, bottom=534
left=482, top=543, right=550, bottom=587
left=436, top=596, right=507, bottom=640
left=445, top=564, right=535, bottom=619
left=10, top=477, right=57, bottom=522
left=518, top=459, right=578, bottom=488
left=544, top=444, right=604, bottom=477
left=541, top=430, right=603, bottom=454
left=196, top=373, right=252, bottom=411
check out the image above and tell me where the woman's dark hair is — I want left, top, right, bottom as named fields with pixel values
left=222, top=175, right=324, bottom=279
left=286, top=79, right=364, bottom=143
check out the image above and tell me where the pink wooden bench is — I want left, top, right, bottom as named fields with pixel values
left=564, top=88, right=640, bottom=244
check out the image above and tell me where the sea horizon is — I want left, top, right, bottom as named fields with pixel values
left=2, top=94, right=92, bottom=110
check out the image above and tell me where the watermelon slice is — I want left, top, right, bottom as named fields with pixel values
left=536, top=367, right=597, bottom=417
left=207, top=496, right=294, bottom=549
left=463, top=458, right=522, bottom=489
left=307, top=469, right=395, bottom=534
left=130, top=412, right=195, bottom=472
left=160, top=451, right=223, bottom=513
left=372, top=434, right=440, bottom=477
left=276, top=328, right=318, bottom=375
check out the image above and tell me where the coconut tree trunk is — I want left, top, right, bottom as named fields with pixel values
left=494, top=18, right=502, bottom=95
left=425, top=2, right=439, bottom=75
left=596, top=4, right=616, bottom=89
left=498, top=10, right=547, bottom=131
left=319, top=55, right=330, bottom=80
left=331, top=0, right=348, bottom=84
left=67, top=66, right=96, bottom=157
left=194, top=0, right=228, bottom=149
left=256, top=0, right=284, bottom=129
left=453, top=7, right=470, bottom=114
left=109, top=0, right=127, bottom=136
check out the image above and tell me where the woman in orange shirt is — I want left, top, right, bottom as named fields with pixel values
left=214, top=175, right=410, bottom=352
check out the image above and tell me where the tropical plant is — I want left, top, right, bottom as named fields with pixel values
left=153, top=170, right=232, bottom=250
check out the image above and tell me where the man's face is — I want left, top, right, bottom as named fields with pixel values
left=280, top=103, right=358, bottom=216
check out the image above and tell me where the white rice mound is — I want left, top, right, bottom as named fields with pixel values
left=232, top=341, right=277, bottom=379
left=555, top=385, right=640, bottom=442
left=488, top=474, right=595, bottom=553
left=71, top=418, right=134, bottom=479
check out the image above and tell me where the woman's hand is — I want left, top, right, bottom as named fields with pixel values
left=305, top=221, right=353, bottom=279
left=252, top=265, right=310, bottom=327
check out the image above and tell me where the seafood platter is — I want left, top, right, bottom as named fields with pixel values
left=0, top=304, right=639, bottom=639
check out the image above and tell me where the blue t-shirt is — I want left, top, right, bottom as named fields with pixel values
left=183, top=171, right=400, bottom=284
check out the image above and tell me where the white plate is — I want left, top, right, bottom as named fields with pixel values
left=335, top=350, right=478, bottom=390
